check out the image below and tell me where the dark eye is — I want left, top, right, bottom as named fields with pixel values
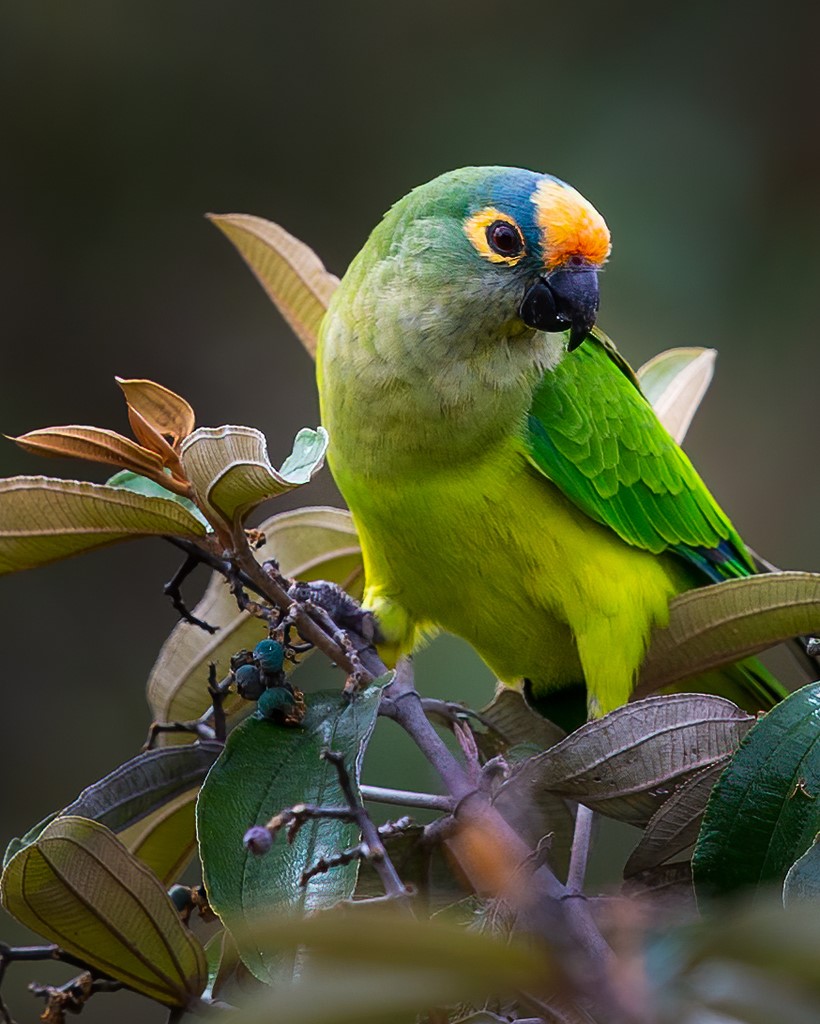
left=486, top=220, right=523, bottom=258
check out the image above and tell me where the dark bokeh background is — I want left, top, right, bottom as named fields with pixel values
left=1, top=3, right=818, bottom=1019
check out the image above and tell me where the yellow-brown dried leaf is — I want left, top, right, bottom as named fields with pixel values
left=116, top=377, right=195, bottom=448
left=12, top=425, right=163, bottom=477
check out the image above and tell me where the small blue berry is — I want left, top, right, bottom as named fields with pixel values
left=243, top=825, right=273, bottom=856
left=254, top=639, right=285, bottom=674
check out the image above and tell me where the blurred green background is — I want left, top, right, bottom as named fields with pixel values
left=0, top=2, right=818, bottom=1019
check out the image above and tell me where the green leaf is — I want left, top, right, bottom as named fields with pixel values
left=638, top=572, right=820, bottom=695
left=208, top=213, right=339, bottom=359
left=694, top=682, right=820, bottom=897
left=180, top=424, right=327, bottom=524
left=519, top=694, right=752, bottom=826
left=236, top=904, right=548, bottom=1024
left=624, top=758, right=730, bottom=877
left=636, top=347, right=716, bottom=444
left=64, top=742, right=221, bottom=884
left=3, top=812, right=60, bottom=869
left=784, top=834, right=820, bottom=906
left=64, top=742, right=221, bottom=832
left=197, top=683, right=388, bottom=983
left=118, top=788, right=201, bottom=886
left=0, top=475, right=208, bottom=575
left=4, top=746, right=218, bottom=886
left=107, top=469, right=210, bottom=528
left=0, top=816, right=207, bottom=1006
left=146, top=506, right=362, bottom=737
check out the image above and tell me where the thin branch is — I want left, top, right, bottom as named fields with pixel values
left=0, top=944, right=119, bottom=1024
left=29, top=973, right=123, bottom=1022
left=163, top=553, right=218, bottom=633
left=322, top=751, right=410, bottom=902
left=567, top=805, right=595, bottom=894
left=230, top=532, right=369, bottom=681
left=380, top=661, right=642, bottom=1024
left=301, top=842, right=371, bottom=886
left=359, top=785, right=452, bottom=812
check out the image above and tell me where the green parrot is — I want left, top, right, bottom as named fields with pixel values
left=316, top=166, right=785, bottom=719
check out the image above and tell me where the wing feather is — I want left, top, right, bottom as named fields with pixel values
left=525, top=330, right=755, bottom=579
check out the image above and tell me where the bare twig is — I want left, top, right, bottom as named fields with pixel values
left=143, top=666, right=230, bottom=749
left=163, top=553, right=218, bottom=633
left=359, top=785, right=452, bottom=812
left=322, top=751, right=410, bottom=902
left=29, top=973, right=123, bottom=1023
left=567, top=805, right=595, bottom=895
left=380, top=660, right=641, bottom=1024
left=229, top=531, right=370, bottom=681
left=301, top=842, right=371, bottom=886
left=0, top=944, right=117, bottom=1024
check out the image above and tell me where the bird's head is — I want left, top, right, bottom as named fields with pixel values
left=373, top=166, right=611, bottom=354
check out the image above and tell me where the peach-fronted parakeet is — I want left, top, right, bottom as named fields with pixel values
left=317, top=166, right=784, bottom=718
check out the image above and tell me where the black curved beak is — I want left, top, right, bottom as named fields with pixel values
left=519, top=268, right=600, bottom=351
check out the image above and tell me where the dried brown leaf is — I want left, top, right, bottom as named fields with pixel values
left=13, top=425, right=163, bottom=476
left=116, top=377, right=195, bottom=447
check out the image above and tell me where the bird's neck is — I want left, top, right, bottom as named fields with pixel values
left=318, top=274, right=564, bottom=479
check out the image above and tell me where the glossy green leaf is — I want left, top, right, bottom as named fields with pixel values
left=209, top=213, right=339, bottom=359
left=784, top=834, right=820, bottom=906
left=694, top=682, right=820, bottom=897
left=179, top=424, right=327, bottom=524
left=624, top=758, right=729, bottom=877
left=107, top=469, right=210, bottom=528
left=0, top=817, right=207, bottom=1006
left=146, top=506, right=362, bottom=735
left=636, top=347, right=716, bottom=444
left=521, top=695, right=752, bottom=825
left=197, top=683, right=388, bottom=983
left=0, top=475, right=207, bottom=575
left=638, top=572, right=820, bottom=694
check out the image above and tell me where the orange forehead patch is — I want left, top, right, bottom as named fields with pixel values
left=532, top=178, right=611, bottom=269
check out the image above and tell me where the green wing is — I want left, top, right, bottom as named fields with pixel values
left=525, top=329, right=755, bottom=581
